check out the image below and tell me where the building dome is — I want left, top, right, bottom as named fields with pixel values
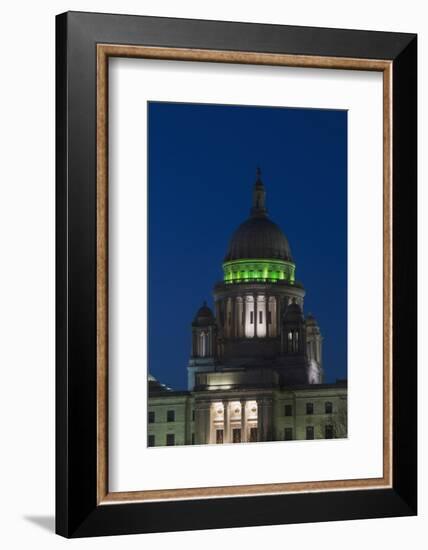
left=192, top=302, right=215, bottom=326
left=224, top=216, right=292, bottom=262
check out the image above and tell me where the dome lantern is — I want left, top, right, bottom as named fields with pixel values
left=251, top=167, right=267, bottom=218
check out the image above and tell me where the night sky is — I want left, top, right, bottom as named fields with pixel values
left=148, top=102, right=347, bottom=389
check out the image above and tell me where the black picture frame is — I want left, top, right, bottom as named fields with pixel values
left=56, top=11, right=417, bottom=538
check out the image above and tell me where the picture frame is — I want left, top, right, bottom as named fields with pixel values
left=56, top=11, right=417, bottom=538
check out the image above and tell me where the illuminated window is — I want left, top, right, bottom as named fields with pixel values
left=148, top=435, right=155, bottom=447
left=325, top=425, right=334, bottom=439
left=167, top=410, right=175, bottom=422
left=284, top=428, right=293, bottom=441
left=284, top=404, right=292, bottom=416
left=166, top=433, right=175, bottom=446
left=306, top=426, right=314, bottom=440
left=306, top=402, right=314, bottom=415
left=325, top=401, right=333, bottom=414
left=148, top=411, right=155, bottom=423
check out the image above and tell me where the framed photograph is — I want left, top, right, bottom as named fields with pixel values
left=56, top=11, right=417, bottom=537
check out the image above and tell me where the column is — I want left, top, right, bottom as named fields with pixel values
left=223, top=400, right=230, bottom=443
left=257, top=397, right=273, bottom=441
left=241, top=400, right=247, bottom=442
left=262, top=398, right=273, bottom=441
left=266, top=295, right=270, bottom=337
left=231, top=297, right=236, bottom=338
left=257, top=399, right=264, bottom=441
left=236, top=297, right=242, bottom=338
left=208, top=403, right=213, bottom=444
left=205, top=403, right=212, bottom=444
left=244, top=295, right=250, bottom=338
left=195, top=402, right=211, bottom=445
left=235, top=297, right=239, bottom=338
left=254, top=294, right=258, bottom=337
left=273, top=296, right=278, bottom=337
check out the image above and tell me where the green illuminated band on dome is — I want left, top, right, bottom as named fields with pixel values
left=223, top=259, right=295, bottom=284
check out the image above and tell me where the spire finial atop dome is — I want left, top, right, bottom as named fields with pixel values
left=251, top=167, right=267, bottom=218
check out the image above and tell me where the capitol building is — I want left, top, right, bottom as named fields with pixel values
left=148, top=170, right=347, bottom=446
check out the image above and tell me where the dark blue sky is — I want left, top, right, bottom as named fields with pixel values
left=148, top=102, right=347, bottom=389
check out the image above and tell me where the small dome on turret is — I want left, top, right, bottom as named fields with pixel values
left=305, top=313, right=319, bottom=326
left=192, top=301, right=215, bottom=326
left=283, top=300, right=304, bottom=323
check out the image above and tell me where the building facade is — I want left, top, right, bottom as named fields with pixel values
left=148, top=170, right=347, bottom=446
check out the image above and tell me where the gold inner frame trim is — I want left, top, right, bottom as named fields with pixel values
left=96, top=44, right=393, bottom=504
